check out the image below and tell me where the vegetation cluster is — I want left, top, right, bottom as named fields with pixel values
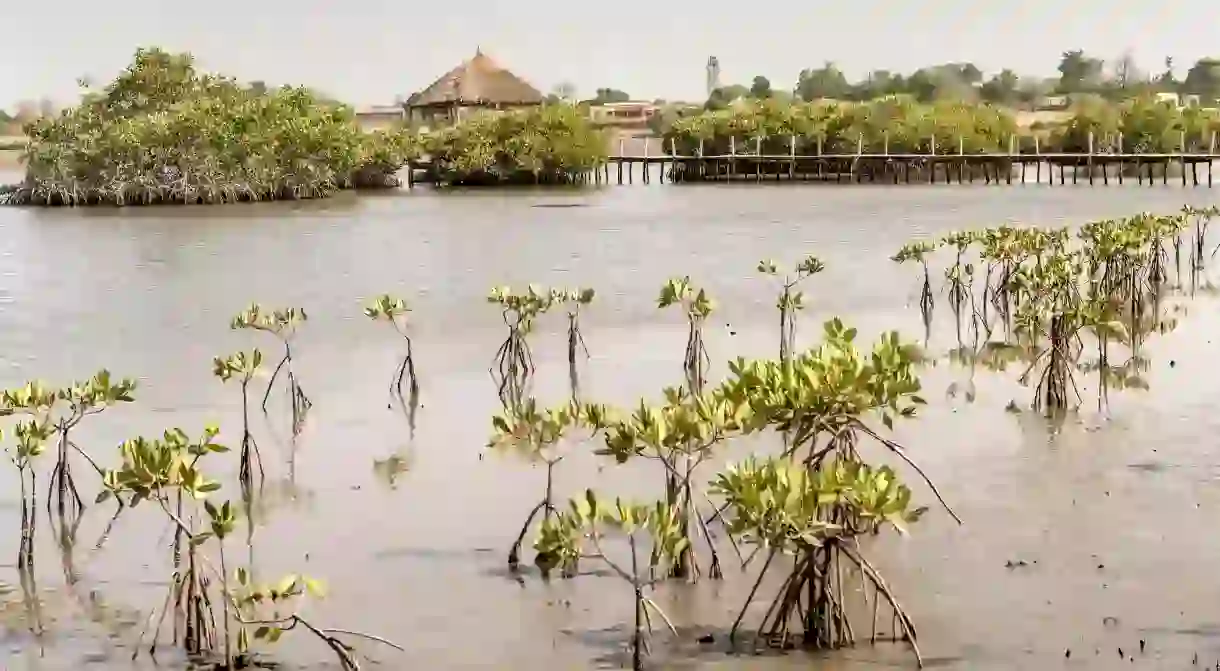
left=0, top=48, right=418, bottom=206
left=658, top=96, right=1220, bottom=156
left=418, top=104, right=608, bottom=186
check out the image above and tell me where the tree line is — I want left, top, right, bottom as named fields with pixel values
left=703, top=51, right=1220, bottom=109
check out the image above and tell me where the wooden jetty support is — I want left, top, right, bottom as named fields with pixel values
left=405, top=130, right=1220, bottom=188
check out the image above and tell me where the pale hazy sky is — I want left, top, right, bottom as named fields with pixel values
left=1, top=1, right=1217, bottom=107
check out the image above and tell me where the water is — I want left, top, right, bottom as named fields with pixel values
left=1, top=179, right=1219, bottom=670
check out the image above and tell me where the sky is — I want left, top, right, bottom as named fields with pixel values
left=1, top=1, right=1218, bottom=108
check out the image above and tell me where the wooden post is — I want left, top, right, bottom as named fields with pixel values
left=1007, top=134, right=1015, bottom=185
left=958, top=135, right=964, bottom=184
left=789, top=134, right=796, bottom=180
left=1087, top=131, right=1094, bottom=185
left=1117, top=134, right=1124, bottom=185
left=698, top=137, right=706, bottom=180
left=729, top=136, right=736, bottom=181
left=1180, top=130, right=1187, bottom=186
left=930, top=136, right=937, bottom=184
left=1209, top=132, right=1215, bottom=187
left=1035, top=135, right=1042, bottom=185
left=618, top=138, right=625, bottom=185
left=855, top=133, right=863, bottom=183
left=643, top=137, right=650, bottom=184
left=756, top=136, right=763, bottom=182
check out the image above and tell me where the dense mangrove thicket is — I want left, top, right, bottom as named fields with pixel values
left=661, top=97, right=1019, bottom=155
left=1048, top=95, right=1220, bottom=152
left=659, top=96, right=1220, bottom=156
left=418, top=105, right=607, bottom=186
left=0, top=48, right=417, bottom=206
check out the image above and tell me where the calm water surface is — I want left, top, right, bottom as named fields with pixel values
left=1, top=180, right=1220, bottom=670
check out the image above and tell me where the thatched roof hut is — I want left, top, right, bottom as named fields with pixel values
left=407, top=50, right=543, bottom=124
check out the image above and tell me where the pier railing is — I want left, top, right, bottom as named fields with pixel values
left=404, top=129, right=1220, bottom=187
left=595, top=130, right=1220, bottom=187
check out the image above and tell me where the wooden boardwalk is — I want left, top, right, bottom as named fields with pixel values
left=599, top=152, right=1220, bottom=187
left=406, top=132, right=1220, bottom=188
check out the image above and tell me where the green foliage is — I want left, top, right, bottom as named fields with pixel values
left=363, top=294, right=410, bottom=323
left=657, top=276, right=713, bottom=317
left=213, top=349, right=264, bottom=384
left=487, top=285, right=557, bottom=335
left=598, top=388, right=745, bottom=465
left=712, top=456, right=926, bottom=548
left=662, top=98, right=1018, bottom=156
left=721, top=319, right=925, bottom=441
left=421, top=105, right=607, bottom=186
left=536, top=490, right=691, bottom=576
left=4, top=47, right=417, bottom=206
left=890, top=209, right=1203, bottom=415
left=105, top=426, right=228, bottom=504
left=231, top=303, right=308, bottom=337
left=1047, top=95, right=1220, bottom=152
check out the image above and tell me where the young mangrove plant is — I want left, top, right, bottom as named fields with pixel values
left=756, top=256, right=825, bottom=362
left=658, top=277, right=713, bottom=394
left=213, top=349, right=266, bottom=500
left=0, top=372, right=135, bottom=523
left=712, top=319, right=959, bottom=663
left=490, top=398, right=609, bottom=574
left=487, top=286, right=555, bottom=411
left=713, top=456, right=926, bottom=655
left=891, top=241, right=938, bottom=345
left=535, top=490, right=688, bottom=670
left=1, top=383, right=57, bottom=640
left=364, top=294, right=421, bottom=434
left=0, top=382, right=54, bottom=577
left=108, top=426, right=397, bottom=669
left=231, top=304, right=311, bottom=436
left=550, top=287, right=595, bottom=404
left=599, top=387, right=746, bottom=581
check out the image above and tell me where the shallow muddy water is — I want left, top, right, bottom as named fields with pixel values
left=1, top=179, right=1220, bottom=669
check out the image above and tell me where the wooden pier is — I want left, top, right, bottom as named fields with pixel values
left=406, top=131, right=1220, bottom=188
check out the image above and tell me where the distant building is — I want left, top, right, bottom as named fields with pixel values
left=588, top=101, right=658, bottom=128
left=355, top=105, right=407, bottom=131
left=406, top=49, right=544, bottom=127
left=706, top=57, right=721, bottom=98
left=1034, top=95, right=1070, bottom=111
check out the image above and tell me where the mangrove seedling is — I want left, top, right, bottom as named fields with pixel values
left=213, top=350, right=266, bottom=491
left=490, top=398, right=610, bottom=574
left=891, top=241, right=938, bottom=345
left=364, top=294, right=421, bottom=434
left=711, top=319, right=959, bottom=663
left=487, top=285, right=555, bottom=411
left=599, top=387, right=747, bottom=581
left=0, top=372, right=135, bottom=523
left=109, top=426, right=398, bottom=669
left=231, top=304, right=312, bottom=436
left=3, top=399, right=54, bottom=641
left=712, top=456, right=926, bottom=656
left=658, top=276, right=713, bottom=394
left=757, top=256, right=825, bottom=362
left=108, top=427, right=229, bottom=660
left=0, top=381, right=55, bottom=575
left=550, top=287, right=595, bottom=404
left=535, top=490, right=689, bottom=671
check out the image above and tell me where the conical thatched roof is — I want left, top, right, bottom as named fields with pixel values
left=407, top=50, right=544, bottom=108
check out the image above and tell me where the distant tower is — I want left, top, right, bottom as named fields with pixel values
left=706, top=56, right=721, bottom=97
